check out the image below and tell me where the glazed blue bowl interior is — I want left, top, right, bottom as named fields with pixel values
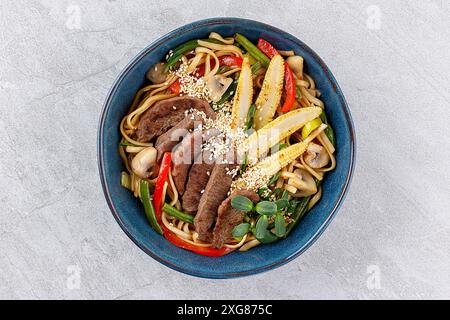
left=98, top=18, right=355, bottom=278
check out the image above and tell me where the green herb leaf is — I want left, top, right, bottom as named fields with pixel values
left=287, top=199, right=300, bottom=214
left=274, top=213, right=286, bottom=237
left=255, top=201, right=277, bottom=216
left=255, top=216, right=278, bottom=244
left=232, top=223, right=251, bottom=240
left=260, top=232, right=278, bottom=244
left=275, top=199, right=289, bottom=211
left=255, top=215, right=269, bottom=239
left=231, top=195, right=254, bottom=212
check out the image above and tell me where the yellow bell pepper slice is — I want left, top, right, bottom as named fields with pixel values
left=301, top=118, right=322, bottom=139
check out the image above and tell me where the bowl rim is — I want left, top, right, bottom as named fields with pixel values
left=97, top=17, right=356, bottom=279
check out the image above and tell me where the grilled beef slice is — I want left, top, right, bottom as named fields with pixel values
left=194, top=162, right=239, bottom=242
left=171, top=130, right=203, bottom=195
left=171, top=128, right=220, bottom=195
left=181, top=148, right=216, bottom=214
left=212, top=190, right=259, bottom=248
left=136, top=96, right=214, bottom=142
left=155, top=108, right=216, bottom=161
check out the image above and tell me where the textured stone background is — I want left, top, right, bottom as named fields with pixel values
left=0, top=0, right=449, bottom=299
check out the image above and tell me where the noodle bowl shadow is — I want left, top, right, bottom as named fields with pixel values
left=98, top=18, right=356, bottom=278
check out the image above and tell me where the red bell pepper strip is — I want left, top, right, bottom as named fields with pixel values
left=163, top=225, right=235, bottom=257
left=168, top=80, right=181, bottom=94
left=257, top=38, right=279, bottom=59
left=152, top=152, right=172, bottom=223
left=195, top=64, right=208, bottom=77
left=218, top=55, right=243, bottom=67
left=280, top=65, right=295, bottom=112
left=197, top=57, right=223, bottom=76
left=257, top=38, right=296, bottom=112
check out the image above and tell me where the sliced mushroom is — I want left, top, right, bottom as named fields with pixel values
left=288, top=168, right=317, bottom=197
left=131, top=146, right=157, bottom=178
left=286, top=55, right=304, bottom=79
left=304, top=143, right=330, bottom=169
left=146, top=62, right=169, bottom=84
left=206, top=75, right=233, bottom=102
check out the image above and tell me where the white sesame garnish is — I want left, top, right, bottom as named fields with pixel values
left=167, top=61, right=276, bottom=192
left=174, top=63, right=212, bottom=101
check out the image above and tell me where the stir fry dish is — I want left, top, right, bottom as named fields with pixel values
left=119, top=32, right=336, bottom=256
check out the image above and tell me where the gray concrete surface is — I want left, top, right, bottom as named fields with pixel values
left=0, top=0, right=449, bottom=300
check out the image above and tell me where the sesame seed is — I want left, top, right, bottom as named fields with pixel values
left=173, top=62, right=215, bottom=101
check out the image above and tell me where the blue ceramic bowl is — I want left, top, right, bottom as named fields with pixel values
left=98, top=18, right=355, bottom=278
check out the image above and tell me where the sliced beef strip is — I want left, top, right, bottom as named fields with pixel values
left=136, top=96, right=214, bottom=142
left=181, top=149, right=215, bottom=214
left=155, top=109, right=215, bottom=162
left=194, top=161, right=239, bottom=242
left=171, top=130, right=202, bottom=195
left=171, top=128, right=220, bottom=195
left=212, top=190, right=259, bottom=248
